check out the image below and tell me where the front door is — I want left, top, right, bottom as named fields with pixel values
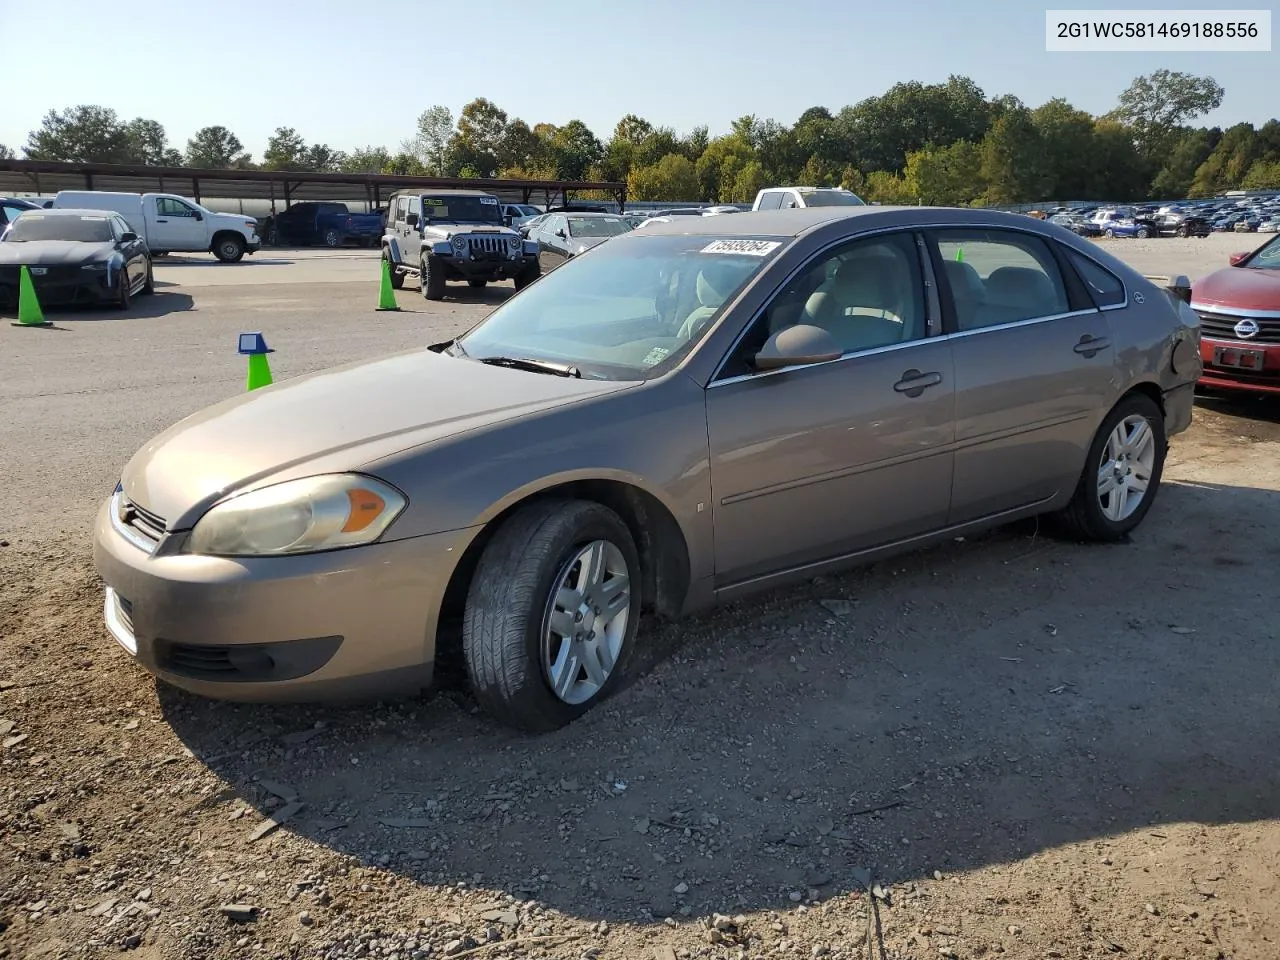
left=929, top=228, right=1117, bottom=524
left=149, top=196, right=207, bottom=252
left=538, top=215, right=570, bottom=273
left=402, top=196, right=423, bottom=264
left=705, top=230, right=957, bottom=587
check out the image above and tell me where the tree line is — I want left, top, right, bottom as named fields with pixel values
left=4, top=70, right=1278, bottom=205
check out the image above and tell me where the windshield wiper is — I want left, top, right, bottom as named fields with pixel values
left=476, top=356, right=581, bottom=378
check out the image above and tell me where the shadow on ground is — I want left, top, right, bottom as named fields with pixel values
left=159, top=479, right=1280, bottom=925
left=27, top=291, right=197, bottom=321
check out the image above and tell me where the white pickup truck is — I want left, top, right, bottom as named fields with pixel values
left=52, top=191, right=260, bottom=262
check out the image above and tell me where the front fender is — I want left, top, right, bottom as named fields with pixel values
left=383, top=236, right=404, bottom=264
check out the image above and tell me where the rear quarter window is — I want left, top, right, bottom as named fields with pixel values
left=1066, top=249, right=1125, bottom=308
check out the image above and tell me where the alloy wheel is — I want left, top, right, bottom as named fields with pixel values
left=1097, top=414, right=1156, bottom=522
left=541, top=540, right=631, bottom=705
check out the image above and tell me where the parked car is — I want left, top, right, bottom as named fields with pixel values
left=1048, top=213, right=1101, bottom=237
left=1089, top=207, right=1158, bottom=239
left=0, top=208, right=153, bottom=309
left=1191, top=233, right=1280, bottom=395
left=52, top=191, right=260, bottom=262
left=501, top=203, right=542, bottom=230
left=1, top=197, right=44, bottom=235
left=701, top=205, right=742, bottom=216
left=518, top=213, right=552, bottom=238
left=526, top=211, right=633, bottom=273
left=1156, top=211, right=1212, bottom=238
left=93, top=207, right=1199, bottom=731
left=752, top=186, right=866, bottom=210
left=381, top=189, right=540, bottom=300
left=266, top=202, right=383, bottom=248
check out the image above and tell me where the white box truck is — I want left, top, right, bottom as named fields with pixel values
left=51, top=191, right=260, bottom=262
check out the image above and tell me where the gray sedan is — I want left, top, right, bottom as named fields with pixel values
left=94, top=207, right=1202, bottom=731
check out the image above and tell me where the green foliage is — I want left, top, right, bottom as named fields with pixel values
left=1242, top=160, right=1280, bottom=190
left=0, top=143, right=12, bottom=160
left=186, top=126, right=251, bottom=168
left=627, top=153, right=700, bottom=201
left=16, top=72, right=1278, bottom=205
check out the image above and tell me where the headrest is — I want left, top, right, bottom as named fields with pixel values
left=942, top=259, right=985, bottom=301
left=985, top=266, right=1055, bottom=304
left=696, top=261, right=740, bottom=307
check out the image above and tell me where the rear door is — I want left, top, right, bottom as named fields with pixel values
left=538, top=215, right=569, bottom=272
left=929, top=228, right=1116, bottom=525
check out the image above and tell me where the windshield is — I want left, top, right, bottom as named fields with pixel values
left=567, top=217, right=632, bottom=239
left=798, top=190, right=865, bottom=207
left=455, top=234, right=785, bottom=380
left=422, top=195, right=502, bottom=224
left=1245, top=235, right=1280, bottom=269
left=5, top=214, right=113, bottom=242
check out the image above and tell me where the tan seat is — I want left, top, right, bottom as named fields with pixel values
left=802, top=258, right=906, bottom=353
left=677, top=262, right=742, bottom=339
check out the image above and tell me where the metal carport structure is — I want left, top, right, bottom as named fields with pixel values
left=0, top=159, right=626, bottom=212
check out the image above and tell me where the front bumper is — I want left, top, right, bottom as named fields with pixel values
left=92, top=498, right=479, bottom=702
left=1197, top=337, right=1280, bottom=395
left=0, top=265, right=116, bottom=308
left=438, top=253, right=536, bottom=281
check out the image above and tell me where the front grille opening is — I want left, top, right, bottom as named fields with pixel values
left=1197, top=312, right=1280, bottom=344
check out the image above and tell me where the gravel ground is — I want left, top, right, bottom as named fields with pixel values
left=2, top=239, right=1279, bottom=960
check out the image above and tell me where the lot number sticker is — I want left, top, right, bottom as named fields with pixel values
left=701, top=239, right=781, bottom=256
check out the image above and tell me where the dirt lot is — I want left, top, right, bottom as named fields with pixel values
left=2, top=236, right=1279, bottom=960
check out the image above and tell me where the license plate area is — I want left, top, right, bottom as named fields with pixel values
left=1213, top=346, right=1265, bottom=370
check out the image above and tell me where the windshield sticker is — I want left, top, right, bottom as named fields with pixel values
left=479, top=196, right=498, bottom=204
left=642, top=346, right=671, bottom=366
left=701, top=239, right=781, bottom=256
left=79, top=216, right=107, bottom=221
left=423, top=198, right=445, bottom=205
left=24, top=214, right=45, bottom=220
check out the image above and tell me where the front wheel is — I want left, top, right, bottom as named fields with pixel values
left=141, top=259, right=154, bottom=294
left=213, top=235, right=246, bottom=263
left=421, top=254, right=446, bottom=300
left=382, top=249, right=404, bottom=289
left=115, top=268, right=132, bottom=310
left=514, top=264, right=540, bottom=291
left=1052, top=393, right=1166, bottom=541
left=1104, top=228, right=1115, bottom=239
left=323, top=228, right=343, bottom=248
left=1136, top=226, right=1151, bottom=239
left=462, top=500, right=641, bottom=732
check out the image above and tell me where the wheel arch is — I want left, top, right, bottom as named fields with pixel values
left=210, top=229, right=247, bottom=252
left=434, top=476, right=693, bottom=665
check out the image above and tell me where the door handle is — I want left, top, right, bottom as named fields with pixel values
left=893, top=369, right=943, bottom=397
left=1074, top=334, right=1111, bottom=357
left=155, top=219, right=168, bottom=223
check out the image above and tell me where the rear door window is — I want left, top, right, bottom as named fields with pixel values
left=931, top=230, right=1071, bottom=331
left=1065, top=249, right=1125, bottom=308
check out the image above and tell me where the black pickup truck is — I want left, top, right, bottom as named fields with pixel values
left=265, top=202, right=384, bottom=248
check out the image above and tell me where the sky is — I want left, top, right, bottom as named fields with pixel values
left=1, top=0, right=1274, bottom=158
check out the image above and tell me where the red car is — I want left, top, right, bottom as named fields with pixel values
left=1192, top=233, right=1280, bottom=394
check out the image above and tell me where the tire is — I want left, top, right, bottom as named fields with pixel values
left=141, top=259, right=154, bottom=294
left=323, top=228, right=343, bottom=248
left=514, top=264, right=540, bottom=291
left=382, top=249, right=404, bottom=289
left=468, top=279, right=487, bottom=289
left=1104, top=228, right=1115, bottom=239
left=462, top=499, right=641, bottom=732
left=1052, top=393, right=1167, bottom=542
left=213, top=234, right=246, bottom=263
left=421, top=254, right=446, bottom=300
left=1136, top=227, right=1150, bottom=239
left=115, top=268, right=131, bottom=310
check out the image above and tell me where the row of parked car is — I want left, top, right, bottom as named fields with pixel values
left=1042, top=196, right=1280, bottom=239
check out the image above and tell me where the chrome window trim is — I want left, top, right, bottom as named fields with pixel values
left=1060, top=247, right=1130, bottom=311
left=708, top=218, right=1111, bottom=386
left=1191, top=302, right=1280, bottom=319
left=109, top=490, right=161, bottom=555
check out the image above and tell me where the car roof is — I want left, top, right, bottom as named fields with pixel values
left=629, top=206, right=1056, bottom=238
left=560, top=211, right=624, bottom=218
left=393, top=189, right=495, bottom=198
left=16, top=207, right=115, bottom=218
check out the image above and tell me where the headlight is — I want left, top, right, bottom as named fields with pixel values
left=81, top=261, right=109, bottom=271
left=187, top=474, right=406, bottom=557
left=451, top=235, right=467, bottom=252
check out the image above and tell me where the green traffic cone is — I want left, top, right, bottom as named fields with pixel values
left=246, top=353, right=273, bottom=391
left=12, top=266, right=51, bottom=327
left=955, top=246, right=964, bottom=262
left=376, top=258, right=400, bottom=311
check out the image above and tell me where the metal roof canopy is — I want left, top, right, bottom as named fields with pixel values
left=0, top=159, right=626, bottom=210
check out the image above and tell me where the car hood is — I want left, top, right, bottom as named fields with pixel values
left=120, top=349, right=630, bottom=528
left=568, top=236, right=611, bottom=254
left=0, top=240, right=114, bottom=264
left=423, top=224, right=517, bottom=240
left=1193, top=266, right=1280, bottom=311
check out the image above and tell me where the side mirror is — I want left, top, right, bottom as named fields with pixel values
left=1229, top=252, right=1249, bottom=266
left=120, top=231, right=139, bottom=243
left=503, top=215, right=513, bottom=226
left=752, top=324, right=843, bottom=372
left=406, top=213, right=420, bottom=228
left=555, top=229, right=567, bottom=238
left=192, top=211, right=203, bottom=221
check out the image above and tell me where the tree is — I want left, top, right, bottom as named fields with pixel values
left=627, top=153, right=700, bottom=201
left=904, top=141, right=983, bottom=205
left=979, top=108, right=1050, bottom=204
left=1109, top=70, right=1225, bottom=158
left=123, top=118, right=181, bottom=166
left=1031, top=98, right=1096, bottom=199
left=1150, top=128, right=1218, bottom=198
left=185, top=125, right=251, bottom=168
left=729, top=160, right=767, bottom=203
left=383, top=153, right=427, bottom=176
left=450, top=98, right=509, bottom=176
left=25, top=105, right=133, bottom=163
left=402, top=105, right=454, bottom=174
left=1242, top=160, right=1280, bottom=190
left=302, top=143, right=346, bottom=172
left=262, top=127, right=307, bottom=170
left=0, top=143, right=13, bottom=160
left=864, top=170, right=914, bottom=205
left=1087, top=121, right=1149, bottom=200
left=544, top=120, right=603, bottom=180
left=1190, top=123, right=1259, bottom=195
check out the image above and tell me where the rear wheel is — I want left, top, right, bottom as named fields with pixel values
left=141, top=259, right=154, bottom=294
left=421, top=254, right=446, bottom=300
left=1136, top=226, right=1151, bottom=239
left=1053, top=393, right=1166, bottom=541
left=382, top=249, right=404, bottom=289
left=323, top=228, right=343, bottom=248
left=462, top=499, right=640, bottom=732
left=1104, top=228, right=1116, bottom=239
